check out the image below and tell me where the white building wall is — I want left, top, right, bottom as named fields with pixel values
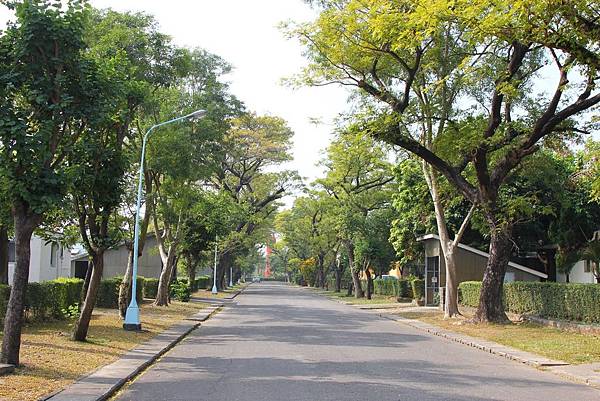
left=556, top=260, right=596, bottom=283
left=7, top=236, right=72, bottom=285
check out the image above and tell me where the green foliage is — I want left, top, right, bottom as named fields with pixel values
left=169, top=280, right=191, bottom=302
left=459, top=281, right=600, bottom=323
left=371, top=277, right=416, bottom=299
left=411, top=279, right=425, bottom=301
left=195, top=275, right=210, bottom=290
left=144, top=278, right=159, bottom=299
left=0, top=284, right=10, bottom=323
left=96, top=277, right=144, bottom=309
left=61, top=303, right=80, bottom=319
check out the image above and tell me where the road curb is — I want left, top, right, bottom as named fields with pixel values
left=43, top=305, right=223, bottom=401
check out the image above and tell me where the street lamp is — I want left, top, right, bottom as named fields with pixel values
left=123, top=109, right=207, bottom=331
left=212, top=235, right=218, bottom=294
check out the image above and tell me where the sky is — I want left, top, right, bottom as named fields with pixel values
left=0, top=0, right=351, bottom=205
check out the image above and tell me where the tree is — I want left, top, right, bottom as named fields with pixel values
left=211, top=113, right=298, bottom=290
left=0, top=0, right=103, bottom=364
left=82, top=8, right=192, bottom=318
left=295, top=0, right=600, bottom=322
left=316, top=131, right=394, bottom=298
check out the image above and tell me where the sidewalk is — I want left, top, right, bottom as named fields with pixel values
left=45, top=305, right=222, bottom=401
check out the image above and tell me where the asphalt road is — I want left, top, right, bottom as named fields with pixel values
left=116, top=282, right=600, bottom=401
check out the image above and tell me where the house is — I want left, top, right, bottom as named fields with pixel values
left=557, top=260, right=598, bottom=284
left=7, top=235, right=72, bottom=285
left=418, top=234, right=548, bottom=306
left=71, top=234, right=162, bottom=280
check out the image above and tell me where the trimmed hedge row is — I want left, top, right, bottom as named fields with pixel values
left=1, top=276, right=147, bottom=323
left=372, top=277, right=422, bottom=300
left=459, top=281, right=600, bottom=323
left=96, top=277, right=144, bottom=309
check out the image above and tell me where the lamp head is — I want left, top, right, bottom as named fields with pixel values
left=186, top=109, right=207, bottom=121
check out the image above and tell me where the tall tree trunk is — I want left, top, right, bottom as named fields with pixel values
left=1, top=205, right=40, bottom=365
left=186, top=255, right=196, bottom=291
left=334, top=268, right=342, bottom=292
left=365, top=268, right=373, bottom=300
left=73, top=251, right=105, bottom=341
left=345, top=241, right=364, bottom=298
left=218, top=251, right=232, bottom=290
left=473, top=224, right=512, bottom=323
left=423, top=163, right=473, bottom=318
left=0, top=226, right=9, bottom=285
left=118, top=248, right=134, bottom=319
left=81, top=259, right=93, bottom=304
left=154, top=245, right=177, bottom=306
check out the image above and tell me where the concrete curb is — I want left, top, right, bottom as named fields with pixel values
left=44, top=305, right=223, bottom=401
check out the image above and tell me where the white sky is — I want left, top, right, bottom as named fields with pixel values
left=101, top=0, right=351, bottom=193
left=0, top=1, right=351, bottom=206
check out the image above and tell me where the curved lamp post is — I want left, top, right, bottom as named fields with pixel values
left=124, top=109, right=207, bottom=331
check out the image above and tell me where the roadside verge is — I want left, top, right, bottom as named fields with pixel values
left=45, top=305, right=222, bottom=401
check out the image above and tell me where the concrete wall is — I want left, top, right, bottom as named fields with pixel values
left=557, top=260, right=596, bottom=283
left=71, top=236, right=162, bottom=280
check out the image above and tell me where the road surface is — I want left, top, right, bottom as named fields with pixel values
left=116, top=282, right=600, bottom=401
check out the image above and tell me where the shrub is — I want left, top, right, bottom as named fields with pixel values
left=458, top=281, right=481, bottom=307
left=373, top=278, right=399, bottom=296
left=170, top=280, right=191, bottom=302
left=24, top=278, right=84, bottom=320
left=195, top=275, right=210, bottom=290
left=144, top=278, right=159, bottom=298
left=458, top=281, right=600, bottom=323
left=96, top=277, right=144, bottom=309
left=398, top=279, right=413, bottom=298
left=411, top=279, right=425, bottom=301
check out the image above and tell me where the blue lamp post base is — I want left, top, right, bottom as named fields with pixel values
left=123, top=305, right=142, bottom=331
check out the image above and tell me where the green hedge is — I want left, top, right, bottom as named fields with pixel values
left=144, top=278, right=159, bottom=298
left=411, top=279, right=425, bottom=301
left=196, top=275, right=210, bottom=290
left=0, top=278, right=85, bottom=322
left=96, top=276, right=144, bottom=309
left=371, top=277, right=417, bottom=299
left=458, top=281, right=600, bottom=323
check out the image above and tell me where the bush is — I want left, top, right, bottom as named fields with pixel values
left=373, top=278, right=399, bottom=296
left=24, top=278, right=84, bottom=320
left=170, top=280, right=191, bottom=302
left=195, top=275, right=210, bottom=290
left=96, top=276, right=144, bottom=309
left=144, top=278, right=159, bottom=298
left=458, top=281, right=481, bottom=307
left=398, top=278, right=413, bottom=298
left=458, top=281, right=600, bottom=323
left=411, top=279, right=425, bottom=301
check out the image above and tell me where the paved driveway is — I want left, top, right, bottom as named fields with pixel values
left=116, top=282, right=600, bottom=401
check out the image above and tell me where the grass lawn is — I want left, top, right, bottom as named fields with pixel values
left=316, top=289, right=400, bottom=305
left=192, top=282, right=248, bottom=299
left=0, top=300, right=208, bottom=401
left=397, top=310, right=600, bottom=365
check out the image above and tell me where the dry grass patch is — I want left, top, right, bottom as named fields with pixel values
left=397, top=310, right=600, bottom=365
left=0, top=300, right=207, bottom=401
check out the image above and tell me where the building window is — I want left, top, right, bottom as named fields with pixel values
left=50, top=243, right=58, bottom=267
left=584, top=260, right=592, bottom=273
